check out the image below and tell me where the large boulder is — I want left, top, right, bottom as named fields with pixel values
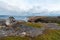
left=5, top=16, right=16, bottom=26
left=28, top=16, right=47, bottom=23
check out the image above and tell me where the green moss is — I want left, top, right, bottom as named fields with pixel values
left=0, top=36, right=30, bottom=40
left=57, top=23, right=60, bottom=26
left=24, top=22, right=44, bottom=28
left=34, top=30, right=60, bottom=40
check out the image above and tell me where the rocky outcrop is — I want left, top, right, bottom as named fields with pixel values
left=0, top=16, right=45, bottom=37
left=0, top=16, right=60, bottom=37
left=0, top=23, right=45, bottom=37
left=28, top=16, right=47, bottom=23
left=28, top=16, right=60, bottom=23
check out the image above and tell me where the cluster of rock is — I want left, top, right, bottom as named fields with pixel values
left=0, top=16, right=44, bottom=37
left=0, top=16, right=60, bottom=37
left=0, top=25, right=44, bottom=37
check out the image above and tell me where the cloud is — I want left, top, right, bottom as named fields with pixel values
left=0, top=0, right=60, bottom=16
left=0, top=0, right=60, bottom=11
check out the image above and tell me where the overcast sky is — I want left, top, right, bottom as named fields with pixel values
left=0, top=0, right=60, bottom=16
